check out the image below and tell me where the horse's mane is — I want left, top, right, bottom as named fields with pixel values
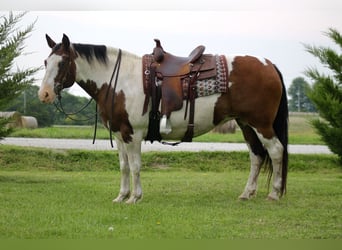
left=72, top=43, right=108, bottom=64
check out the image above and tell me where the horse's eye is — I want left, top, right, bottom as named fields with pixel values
left=44, top=60, right=47, bottom=68
left=58, top=60, right=66, bottom=67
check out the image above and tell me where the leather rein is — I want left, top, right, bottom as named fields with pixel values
left=53, top=49, right=122, bottom=147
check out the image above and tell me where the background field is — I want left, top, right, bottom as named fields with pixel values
left=10, top=113, right=323, bottom=144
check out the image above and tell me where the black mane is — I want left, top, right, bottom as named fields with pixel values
left=73, top=43, right=108, bottom=64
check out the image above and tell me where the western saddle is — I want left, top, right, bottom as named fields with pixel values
left=143, top=39, right=218, bottom=143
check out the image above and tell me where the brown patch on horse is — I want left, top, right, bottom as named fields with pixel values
left=48, top=41, right=78, bottom=89
left=94, top=83, right=134, bottom=143
left=78, top=80, right=100, bottom=98
left=213, top=56, right=282, bottom=139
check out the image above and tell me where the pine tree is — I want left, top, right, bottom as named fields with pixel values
left=304, top=28, right=342, bottom=163
left=0, top=12, right=38, bottom=139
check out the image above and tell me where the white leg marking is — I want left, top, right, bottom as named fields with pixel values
left=239, top=145, right=263, bottom=200
left=113, top=136, right=143, bottom=204
left=254, top=130, right=284, bottom=200
left=125, top=140, right=143, bottom=204
left=113, top=139, right=130, bottom=203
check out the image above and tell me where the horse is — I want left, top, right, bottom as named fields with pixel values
left=38, top=34, right=288, bottom=204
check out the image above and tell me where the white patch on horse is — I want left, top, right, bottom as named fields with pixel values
left=255, top=56, right=268, bottom=66
left=38, top=54, right=62, bottom=102
left=239, top=144, right=263, bottom=200
left=226, top=55, right=235, bottom=88
left=252, top=128, right=284, bottom=200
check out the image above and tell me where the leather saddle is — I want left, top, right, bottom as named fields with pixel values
left=153, top=39, right=205, bottom=76
left=143, top=39, right=219, bottom=143
left=151, top=39, right=217, bottom=118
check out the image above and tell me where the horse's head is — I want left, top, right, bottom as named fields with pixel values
left=38, top=34, right=76, bottom=103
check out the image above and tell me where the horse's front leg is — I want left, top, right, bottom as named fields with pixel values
left=125, top=139, right=143, bottom=204
left=113, top=139, right=130, bottom=203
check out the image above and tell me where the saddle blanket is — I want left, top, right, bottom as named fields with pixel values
left=183, top=55, right=228, bottom=98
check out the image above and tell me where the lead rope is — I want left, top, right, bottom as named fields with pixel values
left=105, top=49, right=122, bottom=148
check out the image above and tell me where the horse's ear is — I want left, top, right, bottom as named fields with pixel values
left=46, top=34, right=56, bottom=48
left=62, top=34, right=70, bottom=49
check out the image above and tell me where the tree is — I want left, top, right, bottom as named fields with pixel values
left=288, top=77, right=316, bottom=112
left=6, top=85, right=55, bottom=127
left=0, top=12, right=39, bottom=138
left=304, top=28, right=342, bottom=163
left=7, top=85, right=97, bottom=126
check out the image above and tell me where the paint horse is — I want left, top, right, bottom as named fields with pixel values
left=38, top=34, right=288, bottom=204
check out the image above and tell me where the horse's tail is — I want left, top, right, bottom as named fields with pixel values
left=272, top=64, right=289, bottom=196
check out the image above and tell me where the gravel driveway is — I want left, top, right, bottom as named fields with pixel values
left=2, top=137, right=332, bottom=154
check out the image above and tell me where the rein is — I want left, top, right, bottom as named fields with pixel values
left=54, top=49, right=122, bottom=147
left=54, top=96, right=95, bottom=120
left=105, top=49, right=122, bottom=148
left=54, top=96, right=98, bottom=144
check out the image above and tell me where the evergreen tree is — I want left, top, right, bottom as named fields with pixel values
left=0, top=12, right=39, bottom=138
left=305, top=28, right=342, bottom=163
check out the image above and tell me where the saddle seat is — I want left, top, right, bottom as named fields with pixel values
left=153, top=39, right=205, bottom=77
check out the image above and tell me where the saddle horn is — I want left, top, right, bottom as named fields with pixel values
left=153, top=39, right=164, bottom=63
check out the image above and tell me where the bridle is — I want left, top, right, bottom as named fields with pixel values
left=52, top=48, right=123, bottom=147
left=53, top=54, right=75, bottom=99
left=52, top=50, right=98, bottom=142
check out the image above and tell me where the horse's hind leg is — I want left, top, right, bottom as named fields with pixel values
left=238, top=122, right=266, bottom=200
left=254, top=128, right=284, bottom=201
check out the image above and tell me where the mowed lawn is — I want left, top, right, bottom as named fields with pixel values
left=0, top=147, right=341, bottom=239
left=1, top=113, right=341, bottom=239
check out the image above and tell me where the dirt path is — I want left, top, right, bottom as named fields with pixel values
left=2, top=137, right=332, bottom=154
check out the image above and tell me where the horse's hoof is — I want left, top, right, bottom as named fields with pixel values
left=125, top=195, right=142, bottom=204
left=112, top=193, right=130, bottom=203
left=238, top=190, right=256, bottom=200
left=112, top=198, right=123, bottom=203
left=266, top=193, right=279, bottom=201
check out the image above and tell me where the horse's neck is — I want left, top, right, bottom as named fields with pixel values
left=74, top=48, right=118, bottom=87
left=75, top=47, right=140, bottom=99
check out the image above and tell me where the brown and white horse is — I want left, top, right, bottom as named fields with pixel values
left=38, top=34, right=288, bottom=204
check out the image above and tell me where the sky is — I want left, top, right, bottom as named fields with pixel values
left=2, top=0, right=342, bottom=97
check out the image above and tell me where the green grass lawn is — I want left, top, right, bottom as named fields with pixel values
left=1, top=170, right=341, bottom=239
left=0, top=146, right=341, bottom=239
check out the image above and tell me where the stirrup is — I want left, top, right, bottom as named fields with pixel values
left=160, top=115, right=172, bottom=134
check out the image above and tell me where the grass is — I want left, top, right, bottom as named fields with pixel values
left=9, top=113, right=324, bottom=145
left=1, top=112, right=338, bottom=239
left=0, top=146, right=341, bottom=239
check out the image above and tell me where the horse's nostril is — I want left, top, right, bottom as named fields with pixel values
left=44, top=92, right=49, bottom=98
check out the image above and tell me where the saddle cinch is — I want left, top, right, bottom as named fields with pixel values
left=143, top=39, right=218, bottom=142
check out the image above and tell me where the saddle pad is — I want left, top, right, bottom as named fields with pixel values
left=183, top=55, right=228, bottom=98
